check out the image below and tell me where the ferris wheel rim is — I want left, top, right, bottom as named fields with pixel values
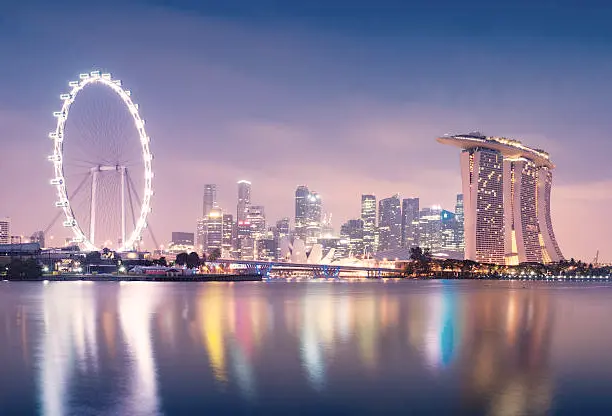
left=49, top=70, right=153, bottom=252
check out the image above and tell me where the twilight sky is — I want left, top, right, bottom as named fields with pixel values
left=2, top=0, right=612, bottom=261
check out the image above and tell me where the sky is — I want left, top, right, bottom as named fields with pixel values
left=2, top=0, right=612, bottom=261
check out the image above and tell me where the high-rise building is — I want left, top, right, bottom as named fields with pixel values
left=205, top=208, right=223, bottom=252
left=30, top=230, right=45, bottom=248
left=274, top=218, right=290, bottom=260
left=438, top=133, right=564, bottom=264
left=236, top=180, right=251, bottom=222
left=171, top=232, right=194, bottom=246
left=440, top=209, right=457, bottom=251
left=196, top=218, right=207, bottom=251
left=419, top=206, right=442, bottom=252
left=361, top=195, right=377, bottom=254
left=247, top=205, right=266, bottom=240
left=305, top=192, right=322, bottom=245
left=203, top=184, right=217, bottom=217
left=0, top=218, right=9, bottom=245
left=378, top=195, right=402, bottom=251
left=294, top=185, right=310, bottom=241
left=340, top=219, right=364, bottom=257
left=401, top=198, right=420, bottom=248
left=321, top=214, right=334, bottom=238
left=222, top=214, right=233, bottom=255
left=276, top=218, right=290, bottom=238
left=236, top=180, right=252, bottom=254
left=454, top=194, right=465, bottom=252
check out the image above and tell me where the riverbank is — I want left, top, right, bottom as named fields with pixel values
left=4, top=274, right=263, bottom=282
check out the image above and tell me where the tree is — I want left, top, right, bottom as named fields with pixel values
left=84, top=251, right=102, bottom=265
left=175, top=252, right=188, bottom=266
left=7, top=258, right=42, bottom=280
left=409, top=247, right=424, bottom=261
left=154, top=257, right=167, bottom=267
left=442, top=259, right=455, bottom=271
left=208, top=248, right=222, bottom=262
left=408, top=247, right=432, bottom=276
left=187, top=252, right=200, bottom=269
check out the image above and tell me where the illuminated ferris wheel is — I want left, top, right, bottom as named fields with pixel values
left=49, top=71, right=153, bottom=252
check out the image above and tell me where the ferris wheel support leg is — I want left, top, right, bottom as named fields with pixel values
left=90, top=169, right=98, bottom=248
left=121, top=166, right=126, bottom=247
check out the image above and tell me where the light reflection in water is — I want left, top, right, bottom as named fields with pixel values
left=2, top=280, right=599, bottom=414
left=118, top=282, right=161, bottom=416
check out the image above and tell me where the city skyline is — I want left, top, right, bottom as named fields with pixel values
left=2, top=1, right=612, bottom=261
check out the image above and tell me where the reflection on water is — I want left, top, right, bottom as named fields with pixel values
left=1, top=280, right=612, bottom=414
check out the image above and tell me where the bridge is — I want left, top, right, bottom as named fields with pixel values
left=215, top=259, right=401, bottom=279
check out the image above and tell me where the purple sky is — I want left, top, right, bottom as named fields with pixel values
left=2, top=1, right=612, bottom=261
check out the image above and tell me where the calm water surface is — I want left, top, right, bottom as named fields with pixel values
left=2, top=280, right=612, bottom=415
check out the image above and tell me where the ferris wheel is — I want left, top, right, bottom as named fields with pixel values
left=49, top=71, right=153, bottom=252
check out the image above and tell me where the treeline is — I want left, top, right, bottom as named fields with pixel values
left=403, top=247, right=609, bottom=278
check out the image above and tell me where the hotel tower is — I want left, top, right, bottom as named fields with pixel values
left=438, top=133, right=563, bottom=265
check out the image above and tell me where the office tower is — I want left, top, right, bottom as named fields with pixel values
left=294, top=185, right=310, bottom=241
left=361, top=195, right=377, bottom=254
left=237, top=180, right=251, bottom=222
left=340, top=219, right=364, bottom=257
left=440, top=209, right=457, bottom=251
left=276, top=218, right=290, bottom=237
left=418, top=206, right=442, bottom=252
left=196, top=218, right=207, bottom=251
left=0, top=218, right=9, bottom=244
left=274, top=218, right=290, bottom=260
left=321, top=214, right=334, bottom=238
left=305, top=192, right=322, bottom=245
left=30, top=230, right=45, bottom=248
left=240, top=238, right=255, bottom=260
left=203, top=184, right=217, bottom=217
left=236, top=180, right=252, bottom=246
left=401, top=198, right=420, bottom=248
left=222, top=214, right=233, bottom=255
left=455, top=194, right=465, bottom=252
left=257, top=235, right=277, bottom=261
left=438, top=133, right=563, bottom=264
left=171, top=232, right=194, bottom=246
left=205, top=208, right=223, bottom=252
left=378, top=195, right=402, bottom=251
left=247, top=205, right=266, bottom=240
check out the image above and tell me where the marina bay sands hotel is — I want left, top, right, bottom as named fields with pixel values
left=438, top=133, right=564, bottom=265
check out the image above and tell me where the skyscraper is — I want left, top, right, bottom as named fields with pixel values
left=236, top=180, right=252, bottom=251
left=361, top=195, right=377, bottom=254
left=294, top=185, right=310, bottom=241
left=454, top=194, right=465, bottom=253
left=401, top=198, right=420, bottom=248
left=236, top=180, right=251, bottom=222
left=196, top=218, right=206, bottom=251
left=206, top=208, right=223, bottom=252
left=0, top=218, right=9, bottom=245
left=340, top=219, right=364, bottom=257
left=418, top=206, right=442, bottom=252
left=203, top=184, right=217, bottom=217
left=247, top=205, right=266, bottom=240
left=222, top=214, right=233, bottom=255
left=438, top=133, right=564, bottom=264
left=171, top=232, right=194, bottom=246
left=305, top=192, right=322, bottom=245
left=378, top=195, right=402, bottom=251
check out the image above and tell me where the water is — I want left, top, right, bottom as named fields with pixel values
left=1, top=280, right=612, bottom=415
